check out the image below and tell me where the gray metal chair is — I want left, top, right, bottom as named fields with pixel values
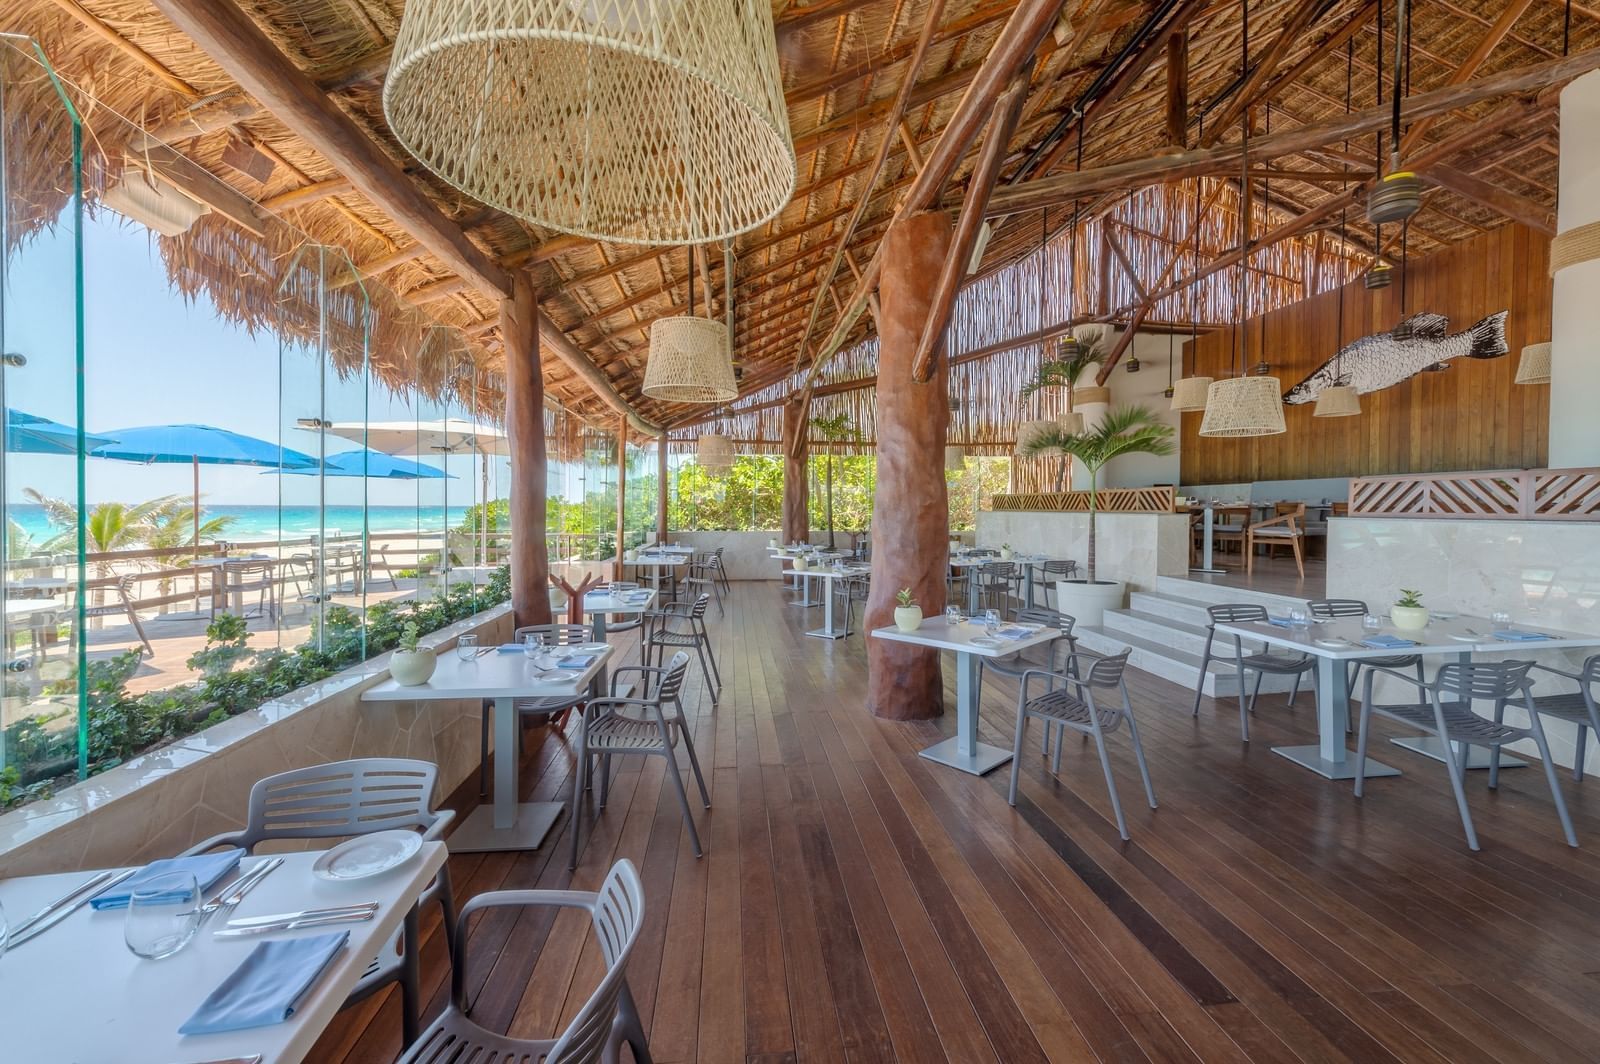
left=678, top=561, right=724, bottom=614
left=480, top=624, right=594, bottom=796
left=978, top=607, right=1084, bottom=763
left=1191, top=603, right=1318, bottom=741
left=570, top=652, right=707, bottom=871
left=1308, top=598, right=1425, bottom=706
left=1006, top=648, right=1156, bottom=840
left=1525, top=654, right=1600, bottom=780
left=182, top=758, right=455, bottom=1045
left=1036, top=559, right=1078, bottom=609
left=1356, top=660, right=1578, bottom=851
left=398, top=858, right=650, bottom=1064
left=973, top=561, right=1019, bottom=614
left=705, top=546, right=732, bottom=594
left=643, top=593, right=721, bottom=702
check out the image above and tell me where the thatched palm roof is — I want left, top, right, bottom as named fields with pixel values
left=3, top=0, right=1591, bottom=438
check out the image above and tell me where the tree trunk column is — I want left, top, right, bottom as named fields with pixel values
left=614, top=413, right=628, bottom=578
left=656, top=431, right=670, bottom=541
left=866, top=210, right=953, bottom=721
left=502, top=273, right=553, bottom=629
left=781, top=395, right=810, bottom=543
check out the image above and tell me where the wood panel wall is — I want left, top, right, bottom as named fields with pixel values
left=1180, top=224, right=1550, bottom=485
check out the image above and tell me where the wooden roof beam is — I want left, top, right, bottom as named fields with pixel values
left=1399, top=0, right=1538, bottom=156
left=1418, top=163, right=1555, bottom=234
left=1202, top=0, right=1334, bottom=146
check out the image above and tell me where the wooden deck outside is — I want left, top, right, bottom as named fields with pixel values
left=313, top=581, right=1600, bottom=1064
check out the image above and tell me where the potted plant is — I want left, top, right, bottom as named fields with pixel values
left=999, top=542, right=1014, bottom=561
left=1018, top=404, right=1176, bottom=626
left=894, top=587, right=923, bottom=632
left=389, top=620, right=437, bottom=686
left=1390, top=588, right=1430, bottom=631
left=1020, top=328, right=1108, bottom=491
left=792, top=553, right=809, bottom=572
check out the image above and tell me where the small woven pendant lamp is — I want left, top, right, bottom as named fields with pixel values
left=384, top=0, right=796, bottom=245
left=644, top=248, right=737, bottom=403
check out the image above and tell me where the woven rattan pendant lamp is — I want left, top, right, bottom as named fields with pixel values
left=1201, top=12, right=1285, bottom=441
left=644, top=248, right=737, bottom=403
left=384, top=0, right=796, bottom=245
left=1317, top=42, right=1362, bottom=418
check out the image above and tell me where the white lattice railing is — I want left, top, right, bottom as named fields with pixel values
left=1349, top=467, right=1600, bottom=521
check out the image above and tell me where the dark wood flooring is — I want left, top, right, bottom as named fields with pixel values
left=314, top=581, right=1600, bottom=1064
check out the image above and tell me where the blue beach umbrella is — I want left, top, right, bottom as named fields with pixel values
left=6, top=408, right=117, bottom=455
left=275, top=448, right=454, bottom=480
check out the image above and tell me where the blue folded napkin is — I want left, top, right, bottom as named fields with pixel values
left=90, top=848, right=243, bottom=911
left=1360, top=635, right=1418, bottom=649
left=1493, top=629, right=1550, bottom=642
left=497, top=643, right=528, bottom=653
left=994, top=626, right=1034, bottom=641
left=1265, top=616, right=1294, bottom=628
left=178, top=931, right=349, bottom=1036
left=558, top=654, right=598, bottom=668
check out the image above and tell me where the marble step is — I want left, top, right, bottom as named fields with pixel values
left=1075, top=623, right=1300, bottom=698
left=1152, top=574, right=1312, bottom=612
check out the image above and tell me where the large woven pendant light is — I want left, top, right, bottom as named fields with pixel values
left=697, top=432, right=734, bottom=471
left=644, top=247, right=736, bottom=402
left=1317, top=42, right=1362, bottom=419
left=1201, top=18, right=1285, bottom=441
left=1171, top=176, right=1211, bottom=412
left=1514, top=342, right=1552, bottom=385
left=384, top=0, right=796, bottom=245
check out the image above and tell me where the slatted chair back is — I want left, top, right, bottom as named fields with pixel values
left=1585, top=654, right=1600, bottom=685
left=1084, top=648, right=1132, bottom=688
left=1015, top=606, right=1074, bottom=634
left=1205, top=603, right=1269, bottom=627
left=1434, top=660, right=1534, bottom=702
left=689, top=593, right=711, bottom=621
left=977, top=561, right=1017, bottom=581
left=1042, top=559, right=1077, bottom=578
left=515, top=623, right=592, bottom=646
left=1308, top=598, right=1367, bottom=619
left=241, top=759, right=443, bottom=846
left=548, top=860, right=647, bottom=1062
left=655, top=652, right=692, bottom=704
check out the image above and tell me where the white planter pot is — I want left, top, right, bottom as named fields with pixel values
left=1054, top=579, right=1125, bottom=627
left=792, top=557, right=809, bottom=572
left=1390, top=605, right=1430, bottom=631
left=390, top=648, right=437, bottom=686
left=894, top=605, right=923, bottom=632
left=999, top=548, right=1014, bottom=560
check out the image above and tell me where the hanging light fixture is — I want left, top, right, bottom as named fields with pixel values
left=1318, top=40, right=1362, bottom=420
left=1367, top=0, right=1421, bottom=226
left=697, top=432, right=735, bottom=471
left=644, top=247, right=737, bottom=403
left=1202, top=32, right=1286, bottom=441
left=1514, top=342, right=1552, bottom=385
left=1164, top=330, right=1176, bottom=399
left=384, top=0, right=796, bottom=245
left=1171, top=176, right=1212, bottom=411
left=1125, top=355, right=1141, bottom=373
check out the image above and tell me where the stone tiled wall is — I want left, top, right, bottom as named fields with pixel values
left=0, top=606, right=512, bottom=877
left=973, top=511, right=1190, bottom=590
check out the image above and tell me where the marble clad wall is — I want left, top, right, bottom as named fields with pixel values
left=1329, top=518, right=1600, bottom=773
left=974, top=511, right=1190, bottom=589
left=0, top=607, right=513, bottom=877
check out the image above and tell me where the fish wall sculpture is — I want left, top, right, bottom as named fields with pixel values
left=1283, top=311, right=1508, bottom=405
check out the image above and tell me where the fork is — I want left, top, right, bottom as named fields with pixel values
left=197, top=857, right=282, bottom=928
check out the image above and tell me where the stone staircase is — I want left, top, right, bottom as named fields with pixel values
left=1074, top=575, right=1314, bottom=697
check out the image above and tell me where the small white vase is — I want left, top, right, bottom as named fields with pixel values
left=792, top=557, right=809, bottom=572
left=624, top=549, right=637, bottom=562
left=768, top=538, right=778, bottom=549
left=1390, top=605, right=1430, bottom=631
left=390, top=648, right=437, bottom=686
left=999, top=547, right=1014, bottom=560
left=894, top=605, right=923, bottom=632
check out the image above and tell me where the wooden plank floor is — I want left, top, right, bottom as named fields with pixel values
left=314, top=581, right=1600, bottom=1064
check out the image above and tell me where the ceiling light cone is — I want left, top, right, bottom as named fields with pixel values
left=384, top=0, right=796, bottom=245
left=697, top=433, right=734, bottom=470
left=1367, top=171, right=1422, bottom=225
left=1170, top=376, right=1212, bottom=412
left=1514, top=342, right=1551, bottom=385
left=1312, top=384, right=1361, bottom=417
left=1199, top=376, right=1286, bottom=437
left=1058, top=411, right=1085, bottom=435
left=644, top=316, right=736, bottom=402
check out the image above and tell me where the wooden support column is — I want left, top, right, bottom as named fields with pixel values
left=781, top=395, right=810, bottom=543
left=657, top=432, right=670, bottom=541
left=502, top=273, right=552, bottom=629
left=866, top=210, right=953, bottom=722
left=615, top=414, right=628, bottom=578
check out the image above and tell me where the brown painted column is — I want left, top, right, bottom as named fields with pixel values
left=614, top=413, right=628, bottom=578
left=502, top=273, right=552, bottom=629
left=865, top=210, right=953, bottom=721
left=781, top=394, right=810, bottom=543
left=656, top=431, right=670, bottom=542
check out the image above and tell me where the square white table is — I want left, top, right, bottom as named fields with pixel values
left=794, top=565, right=870, bottom=639
left=0, top=844, right=445, bottom=1064
left=776, top=551, right=847, bottom=606
left=949, top=553, right=1054, bottom=611
left=581, top=587, right=657, bottom=640
left=626, top=552, right=687, bottom=594
left=1215, top=614, right=1600, bottom=779
left=364, top=648, right=612, bottom=851
left=872, top=618, right=1061, bottom=775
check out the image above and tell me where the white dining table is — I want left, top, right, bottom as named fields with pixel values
left=626, top=552, right=687, bottom=594
left=364, top=647, right=612, bottom=851
left=581, top=587, right=658, bottom=640
left=0, top=844, right=445, bottom=1064
left=793, top=564, right=870, bottom=639
left=775, top=551, right=847, bottom=606
left=949, top=553, right=1056, bottom=611
left=1215, top=613, right=1600, bottom=779
left=872, top=617, right=1061, bottom=775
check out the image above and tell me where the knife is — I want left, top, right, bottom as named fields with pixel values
left=213, top=907, right=377, bottom=938
left=197, top=857, right=283, bottom=928
left=225, top=901, right=378, bottom=928
left=8, top=868, right=138, bottom=948
left=7, top=868, right=119, bottom=940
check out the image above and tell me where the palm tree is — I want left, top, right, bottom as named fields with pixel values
left=1017, top=405, right=1175, bottom=583
left=809, top=413, right=856, bottom=549
left=26, top=491, right=178, bottom=620
left=1020, top=329, right=1108, bottom=490
left=147, top=497, right=236, bottom=611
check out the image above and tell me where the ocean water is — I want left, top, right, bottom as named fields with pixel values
left=7, top=504, right=470, bottom=544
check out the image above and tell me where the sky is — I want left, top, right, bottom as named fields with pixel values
left=2, top=207, right=513, bottom=508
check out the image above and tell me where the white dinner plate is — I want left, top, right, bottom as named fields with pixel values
left=1449, top=633, right=1479, bottom=642
left=572, top=643, right=610, bottom=653
left=1313, top=637, right=1350, bottom=648
left=541, top=669, right=585, bottom=683
left=312, top=829, right=422, bottom=882
left=969, top=636, right=1001, bottom=648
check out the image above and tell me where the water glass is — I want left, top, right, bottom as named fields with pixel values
left=456, top=634, right=480, bottom=661
left=522, top=632, right=544, bottom=659
left=1490, top=610, right=1513, bottom=634
left=944, top=605, right=965, bottom=626
left=1287, top=607, right=1309, bottom=630
left=980, top=608, right=1002, bottom=632
left=125, top=871, right=201, bottom=960
left=1362, top=613, right=1383, bottom=633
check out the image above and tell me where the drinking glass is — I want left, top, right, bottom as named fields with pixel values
left=125, top=871, right=200, bottom=960
left=944, top=605, right=965, bottom=626
left=980, top=608, right=1001, bottom=632
left=523, top=632, right=544, bottom=659
left=1490, top=610, right=1513, bottom=634
left=1362, top=613, right=1383, bottom=633
left=456, top=634, right=480, bottom=661
left=1287, top=607, right=1309, bottom=630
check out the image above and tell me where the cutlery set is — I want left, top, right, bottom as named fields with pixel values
left=213, top=901, right=378, bottom=938
left=6, top=867, right=138, bottom=948
left=197, top=857, right=284, bottom=929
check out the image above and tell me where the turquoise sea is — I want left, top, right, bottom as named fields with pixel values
left=8, top=504, right=470, bottom=544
